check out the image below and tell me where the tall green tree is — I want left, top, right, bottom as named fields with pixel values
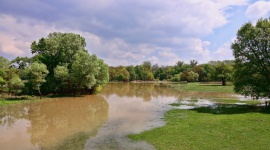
left=126, top=65, right=137, bottom=81
left=31, top=32, right=109, bottom=94
left=31, top=32, right=87, bottom=93
left=27, top=62, right=49, bottom=98
left=211, top=62, right=233, bottom=86
left=231, top=18, right=270, bottom=98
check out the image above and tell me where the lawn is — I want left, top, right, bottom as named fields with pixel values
left=171, top=82, right=234, bottom=93
left=129, top=105, right=270, bottom=150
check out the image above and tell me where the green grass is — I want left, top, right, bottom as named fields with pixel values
left=211, top=98, right=263, bottom=105
left=0, top=96, right=41, bottom=106
left=129, top=105, right=270, bottom=150
left=171, top=82, right=234, bottom=93
left=0, top=99, right=31, bottom=106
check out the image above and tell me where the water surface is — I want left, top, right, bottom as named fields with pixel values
left=0, top=83, right=240, bottom=150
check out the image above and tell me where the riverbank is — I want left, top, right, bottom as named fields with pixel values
left=128, top=82, right=270, bottom=149
left=170, top=82, right=234, bottom=93
left=0, top=96, right=43, bottom=106
left=129, top=105, right=270, bottom=150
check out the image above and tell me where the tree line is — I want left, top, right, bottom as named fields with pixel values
left=0, top=33, right=109, bottom=98
left=109, top=60, right=234, bottom=86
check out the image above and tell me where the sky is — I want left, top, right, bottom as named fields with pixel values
left=0, top=0, right=269, bottom=66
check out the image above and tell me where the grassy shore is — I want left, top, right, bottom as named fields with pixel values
left=0, top=95, right=46, bottom=106
left=129, top=82, right=269, bottom=149
left=129, top=105, right=270, bottom=150
left=0, top=99, right=28, bottom=106
left=171, top=82, right=234, bottom=93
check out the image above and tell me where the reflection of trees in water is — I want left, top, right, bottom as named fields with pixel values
left=27, top=95, right=108, bottom=150
left=0, top=95, right=108, bottom=150
left=0, top=104, right=29, bottom=128
left=101, top=83, right=237, bottom=101
left=102, top=83, right=157, bottom=102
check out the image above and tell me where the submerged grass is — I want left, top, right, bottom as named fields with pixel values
left=172, top=82, right=234, bottom=93
left=129, top=105, right=270, bottom=150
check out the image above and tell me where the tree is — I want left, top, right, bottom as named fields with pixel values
left=109, top=66, right=130, bottom=82
left=11, top=57, right=31, bottom=70
left=0, top=56, right=10, bottom=69
left=31, top=32, right=88, bottom=93
left=154, top=68, right=167, bottom=80
left=31, top=32, right=109, bottom=94
left=95, top=58, right=109, bottom=87
left=126, top=65, right=137, bottom=81
left=211, top=62, right=233, bottom=86
left=231, top=18, right=270, bottom=98
left=170, top=73, right=182, bottom=82
left=180, top=70, right=199, bottom=82
left=135, top=62, right=154, bottom=81
left=193, top=65, right=205, bottom=82
left=9, top=76, right=24, bottom=96
left=190, top=60, right=198, bottom=68
left=27, top=62, right=49, bottom=98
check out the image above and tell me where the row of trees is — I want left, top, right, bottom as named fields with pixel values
left=109, top=60, right=233, bottom=86
left=0, top=33, right=109, bottom=98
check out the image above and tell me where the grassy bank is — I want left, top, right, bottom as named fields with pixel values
left=129, top=105, right=270, bottom=150
left=171, top=82, right=234, bottom=93
left=0, top=96, right=43, bottom=106
left=0, top=99, right=29, bottom=106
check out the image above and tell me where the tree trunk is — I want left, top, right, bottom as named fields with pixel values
left=38, top=88, right=42, bottom=99
left=222, top=79, right=226, bottom=86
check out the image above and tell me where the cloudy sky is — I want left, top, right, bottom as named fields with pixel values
left=0, top=0, right=268, bottom=66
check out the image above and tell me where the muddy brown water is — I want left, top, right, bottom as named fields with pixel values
left=0, top=83, right=239, bottom=150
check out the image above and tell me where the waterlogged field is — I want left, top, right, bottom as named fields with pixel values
left=0, top=83, right=267, bottom=150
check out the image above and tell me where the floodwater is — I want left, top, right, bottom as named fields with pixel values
left=0, top=83, right=243, bottom=150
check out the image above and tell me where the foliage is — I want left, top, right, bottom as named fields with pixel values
left=27, top=62, right=49, bottom=98
left=0, top=32, right=109, bottom=97
left=126, top=65, right=137, bottom=81
left=0, top=56, right=10, bottom=69
left=210, top=62, right=233, bottom=86
left=170, top=73, right=182, bottom=82
left=180, top=70, right=199, bottom=82
left=109, top=66, right=130, bottom=82
left=231, top=18, right=270, bottom=98
left=154, top=68, right=167, bottom=80
left=11, top=57, right=31, bottom=70
left=30, top=32, right=109, bottom=95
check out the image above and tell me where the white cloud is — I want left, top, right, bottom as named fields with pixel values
left=212, top=40, right=234, bottom=61
left=245, top=1, right=270, bottom=20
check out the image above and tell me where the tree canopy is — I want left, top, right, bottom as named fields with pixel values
left=231, top=18, right=270, bottom=99
left=31, top=32, right=109, bottom=95
left=0, top=32, right=109, bottom=97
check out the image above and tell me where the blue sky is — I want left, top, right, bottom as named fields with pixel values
left=0, top=0, right=269, bottom=66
